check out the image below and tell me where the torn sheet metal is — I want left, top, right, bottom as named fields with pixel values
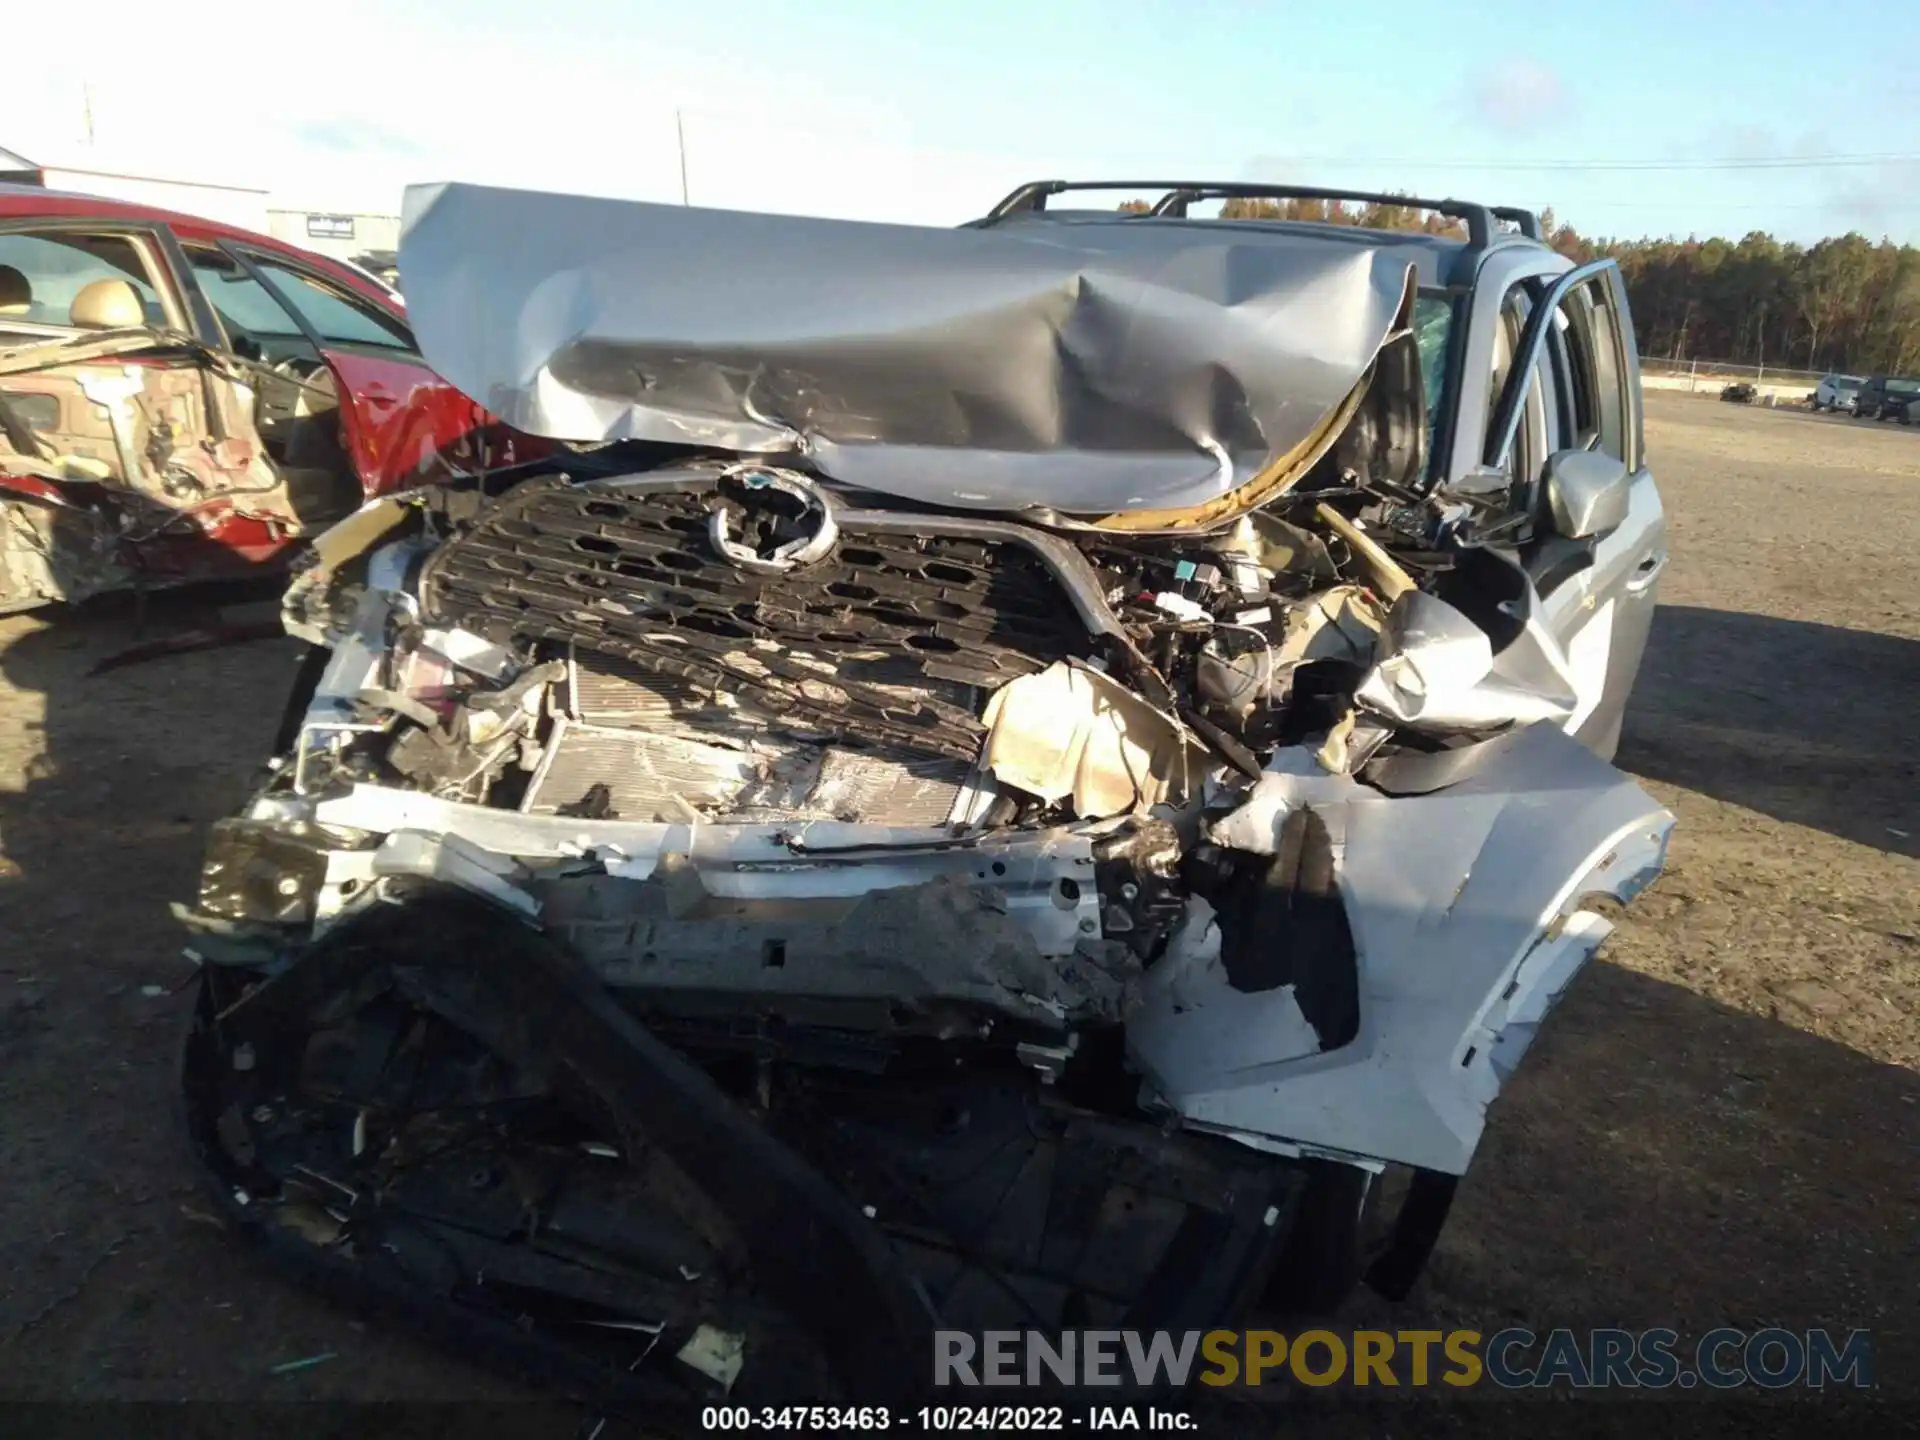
left=1354, top=589, right=1578, bottom=732
left=519, top=716, right=970, bottom=828
left=1274, top=584, right=1384, bottom=671
left=292, top=784, right=1106, bottom=955
left=676, top=1325, right=746, bottom=1391
left=280, top=493, right=420, bottom=645
left=371, top=831, right=540, bottom=916
left=1205, top=744, right=1355, bottom=853
left=980, top=659, right=1209, bottom=817
left=397, top=182, right=1417, bottom=514
left=1131, top=721, right=1674, bottom=1175
left=1313, top=708, right=1392, bottom=776
left=544, top=871, right=1127, bottom=1029
left=1312, top=503, right=1415, bottom=601
left=0, top=328, right=190, bottom=379
left=0, top=482, right=128, bottom=614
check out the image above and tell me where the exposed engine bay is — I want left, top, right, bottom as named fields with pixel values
left=175, top=183, right=1673, bottom=1414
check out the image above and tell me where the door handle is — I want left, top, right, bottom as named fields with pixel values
left=1625, top=551, right=1666, bottom=594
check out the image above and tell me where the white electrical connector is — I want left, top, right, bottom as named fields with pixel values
left=1152, top=591, right=1211, bottom=623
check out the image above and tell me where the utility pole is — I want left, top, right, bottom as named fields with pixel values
left=82, top=80, right=95, bottom=147
left=676, top=110, right=690, bottom=206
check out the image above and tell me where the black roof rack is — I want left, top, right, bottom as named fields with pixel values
left=1490, top=205, right=1542, bottom=240
left=980, top=180, right=1541, bottom=252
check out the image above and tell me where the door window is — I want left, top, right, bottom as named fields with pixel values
left=1487, top=261, right=1640, bottom=501
left=1546, top=276, right=1631, bottom=466
left=182, top=244, right=310, bottom=357
left=1487, top=284, right=1554, bottom=489
left=247, top=257, right=413, bottom=350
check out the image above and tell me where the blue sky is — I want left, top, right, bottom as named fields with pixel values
left=9, top=0, right=1914, bottom=241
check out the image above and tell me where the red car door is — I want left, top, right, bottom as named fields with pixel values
left=313, top=346, right=537, bottom=495
left=232, top=246, right=548, bottom=497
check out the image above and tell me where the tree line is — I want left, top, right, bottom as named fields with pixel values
left=1120, top=196, right=1920, bottom=377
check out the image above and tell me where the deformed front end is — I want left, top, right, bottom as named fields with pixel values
left=175, top=185, right=1672, bottom=1412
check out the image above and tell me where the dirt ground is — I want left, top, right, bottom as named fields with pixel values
left=0, top=393, right=1914, bottom=1421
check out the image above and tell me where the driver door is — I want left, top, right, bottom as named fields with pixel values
left=218, top=246, right=540, bottom=495
left=175, top=241, right=365, bottom=528
left=1483, top=261, right=1667, bottom=760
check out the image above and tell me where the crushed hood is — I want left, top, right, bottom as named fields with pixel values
left=397, top=182, right=1417, bottom=514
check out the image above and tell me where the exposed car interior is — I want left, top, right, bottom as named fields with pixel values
left=0, top=232, right=170, bottom=336
left=69, top=276, right=147, bottom=329
left=0, top=263, right=31, bottom=316
left=179, top=243, right=356, bottom=483
left=0, top=226, right=376, bottom=612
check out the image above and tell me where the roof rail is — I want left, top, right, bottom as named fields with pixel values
left=979, top=179, right=1514, bottom=250
left=1490, top=205, right=1542, bottom=240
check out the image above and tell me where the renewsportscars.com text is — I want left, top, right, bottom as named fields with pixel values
left=934, top=1327, right=1874, bottom=1391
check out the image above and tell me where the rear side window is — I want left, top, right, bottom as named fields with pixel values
left=248, top=257, right=413, bottom=350
left=0, top=231, right=169, bottom=330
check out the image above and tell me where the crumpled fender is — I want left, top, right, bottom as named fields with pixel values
left=1128, top=721, right=1673, bottom=1175
left=0, top=472, right=130, bottom=613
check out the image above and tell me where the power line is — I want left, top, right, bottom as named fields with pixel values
left=1279, top=151, right=1920, bottom=173
left=1570, top=200, right=1919, bottom=213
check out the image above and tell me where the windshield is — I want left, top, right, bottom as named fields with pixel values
left=1888, top=379, right=1920, bottom=397
left=1414, top=291, right=1457, bottom=477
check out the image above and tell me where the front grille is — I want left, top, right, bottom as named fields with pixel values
left=420, top=475, right=1091, bottom=759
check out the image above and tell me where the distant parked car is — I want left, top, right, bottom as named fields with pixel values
left=1901, top=396, right=1920, bottom=426
left=1852, top=374, right=1920, bottom=421
left=1721, top=381, right=1757, bottom=403
left=1811, top=373, right=1864, bottom=412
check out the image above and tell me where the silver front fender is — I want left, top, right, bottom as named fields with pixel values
left=1128, top=722, right=1673, bottom=1175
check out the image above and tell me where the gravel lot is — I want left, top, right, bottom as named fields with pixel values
left=0, top=393, right=1914, bottom=1420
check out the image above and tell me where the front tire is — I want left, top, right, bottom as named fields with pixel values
left=1263, top=1161, right=1371, bottom=1315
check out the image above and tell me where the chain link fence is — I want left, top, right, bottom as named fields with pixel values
left=1639, top=356, right=1824, bottom=394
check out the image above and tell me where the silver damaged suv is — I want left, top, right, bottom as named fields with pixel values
left=177, top=179, right=1674, bottom=1412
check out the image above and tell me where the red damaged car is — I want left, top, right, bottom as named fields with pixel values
left=0, top=185, right=536, bottom=613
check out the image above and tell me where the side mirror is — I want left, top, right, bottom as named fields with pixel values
left=1541, top=448, right=1630, bottom=540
